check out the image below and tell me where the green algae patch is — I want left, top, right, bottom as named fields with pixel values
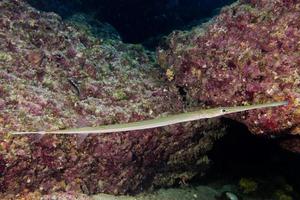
left=0, top=51, right=12, bottom=62
left=275, top=190, right=293, bottom=200
left=112, top=89, right=128, bottom=101
left=239, top=178, right=258, bottom=194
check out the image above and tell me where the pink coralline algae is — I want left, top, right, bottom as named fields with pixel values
left=0, top=0, right=226, bottom=197
left=158, top=0, right=300, bottom=138
left=0, top=191, right=92, bottom=200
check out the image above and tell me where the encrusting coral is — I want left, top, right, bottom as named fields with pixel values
left=157, top=0, right=300, bottom=151
left=0, top=0, right=227, bottom=197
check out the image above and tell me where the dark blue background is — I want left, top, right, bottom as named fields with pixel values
left=28, top=0, right=235, bottom=46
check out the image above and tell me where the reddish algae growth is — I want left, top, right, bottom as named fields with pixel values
left=158, top=0, right=300, bottom=145
left=0, top=0, right=226, bottom=198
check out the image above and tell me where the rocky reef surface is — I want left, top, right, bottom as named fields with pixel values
left=2, top=177, right=297, bottom=200
left=0, top=0, right=227, bottom=197
left=158, top=0, right=300, bottom=150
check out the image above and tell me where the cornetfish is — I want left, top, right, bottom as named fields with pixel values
left=11, top=101, right=288, bottom=135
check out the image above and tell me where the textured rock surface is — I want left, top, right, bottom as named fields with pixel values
left=158, top=0, right=300, bottom=138
left=0, top=0, right=226, bottom=196
left=0, top=191, right=91, bottom=200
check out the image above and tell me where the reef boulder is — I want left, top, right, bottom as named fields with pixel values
left=158, top=0, right=300, bottom=141
left=0, top=0, right=226, bottom=197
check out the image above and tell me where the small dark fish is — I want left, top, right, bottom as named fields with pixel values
left=68, top=78, right=81, bottom=96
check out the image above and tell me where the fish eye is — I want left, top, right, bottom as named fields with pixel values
left=221, top=108, right=227, bottom=113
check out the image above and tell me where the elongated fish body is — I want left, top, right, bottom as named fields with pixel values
left=11, top=101, right=288, bottom=135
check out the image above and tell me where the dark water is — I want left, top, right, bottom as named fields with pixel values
left=206, top=119, right=300, bottom=198
left=27, top=0, right=235, bottom=47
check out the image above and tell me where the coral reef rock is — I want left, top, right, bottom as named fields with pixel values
left=0, top=0, right=226, bottom=196
left=158, top=0, right=300, bottom=141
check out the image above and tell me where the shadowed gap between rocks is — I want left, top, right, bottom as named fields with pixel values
left=26, top=0, right=236, bottom=48
left=190, top=119, right=300, bottom=197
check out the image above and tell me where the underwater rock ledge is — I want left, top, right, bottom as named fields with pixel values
left=0, top=0, right=227, bottom=197
left=158, top=0, right=300, bottom=152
